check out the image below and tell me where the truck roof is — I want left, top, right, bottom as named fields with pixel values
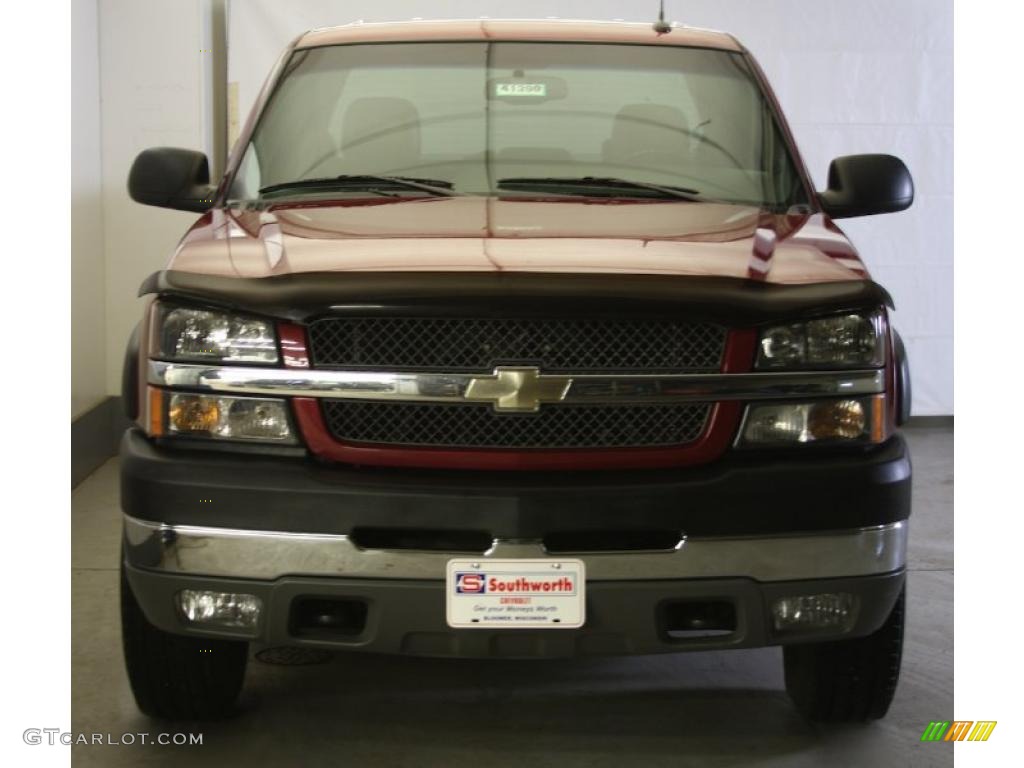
left=296, top=18, right=743, bottom=52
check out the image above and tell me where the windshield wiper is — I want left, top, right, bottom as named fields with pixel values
left=260, top=174, right=459, bottom=198
left=497, top=176, right=714, bottom=202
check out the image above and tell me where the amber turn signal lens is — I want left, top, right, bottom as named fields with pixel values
left=168, top=394, right=221, bottom=434
left=871, top=395, right=887, bottom=443
left=807, top=399, right=866, bottom=440
left=147, top=387, right=164, bottom=437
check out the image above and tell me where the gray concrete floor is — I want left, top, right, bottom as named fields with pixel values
left=71, top=427, right=953, bottom=767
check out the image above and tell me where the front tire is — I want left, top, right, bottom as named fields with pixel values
left=121, top=560, right=249, bottom=720
left=783, top=587, right=905, bottom=722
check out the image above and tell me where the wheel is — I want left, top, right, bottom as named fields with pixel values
left=121, top=559, right=249, bottom=720
left=783, top=587, right=905, bottom=722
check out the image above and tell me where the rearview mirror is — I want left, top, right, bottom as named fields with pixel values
left=819, top=154, right=914, bottom=219
left=128, top=147, right=215, bottom=213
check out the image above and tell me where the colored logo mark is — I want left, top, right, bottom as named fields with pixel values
left=455, top=572, right=486, bottom=594
left=921, top=721, right=997, bottom=742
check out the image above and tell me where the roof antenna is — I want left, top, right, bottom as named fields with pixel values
left=653, top=1, right=672, bottom=34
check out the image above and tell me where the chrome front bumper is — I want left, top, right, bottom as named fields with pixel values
left=123, top=515, right=907, bottom=583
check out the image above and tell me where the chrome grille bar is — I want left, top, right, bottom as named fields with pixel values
left=149, top=361, right=884, bottom=405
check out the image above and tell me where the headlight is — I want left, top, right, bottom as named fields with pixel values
left=737, top=396, right=886, bottom=447
left=152, top=391, right=297, bottom=443
left=155, top=305, right=278, bottom=363
left=757, top=312, right=884, bottom=369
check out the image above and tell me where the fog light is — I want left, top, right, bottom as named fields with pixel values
left=771, top=593, right=858, bottom=633
left=177, top=589, right=262, bottom=630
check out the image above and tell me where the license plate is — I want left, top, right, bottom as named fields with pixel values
left=446, top=559, right=585, bottom=629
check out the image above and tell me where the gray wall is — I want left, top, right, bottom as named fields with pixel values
left=71, top=0, right=107, bottom=419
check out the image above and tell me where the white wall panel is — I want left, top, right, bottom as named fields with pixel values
left=221, top=0, right=952, bottom=414
left=71, top=0, right=107, bottom=419
left=98, top=0, right=207, bottom=396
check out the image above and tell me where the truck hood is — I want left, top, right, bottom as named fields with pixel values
left=168, top=196, right=868, bottom=285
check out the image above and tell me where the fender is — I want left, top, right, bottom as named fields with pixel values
left=122, top=323, right=140, bottom=420
left=893, top=330, right=912, bottom=425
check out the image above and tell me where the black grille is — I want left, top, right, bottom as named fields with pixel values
left=307, top=317, right=726, bottom=373
left=321, top=401, right=711, bottom=449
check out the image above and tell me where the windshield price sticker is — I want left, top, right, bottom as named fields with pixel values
left=495, top=82, right=548, bottom=98
left=446, top=559, right=585, bottom=628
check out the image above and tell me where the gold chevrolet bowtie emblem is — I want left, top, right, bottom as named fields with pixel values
left=464, top=367, right=573, bottom=412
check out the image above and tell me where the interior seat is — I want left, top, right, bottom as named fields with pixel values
left=339, top=97, right=423, bottom=175
left=602, top=104, right=692, bottom=170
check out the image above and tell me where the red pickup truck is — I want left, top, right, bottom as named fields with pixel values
left=120, top=19, right=913, bottom=722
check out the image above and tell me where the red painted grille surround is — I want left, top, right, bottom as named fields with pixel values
left=282, top=322, right=756, bottom=471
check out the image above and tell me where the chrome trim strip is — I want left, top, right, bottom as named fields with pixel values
left=123, top=516, right=906, bottom=582
left=148, top=361, right=884, bottom=405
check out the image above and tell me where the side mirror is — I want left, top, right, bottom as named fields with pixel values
left=127, top=147, right=215, bottom=213
left=819, top=154, right=914, bottom=219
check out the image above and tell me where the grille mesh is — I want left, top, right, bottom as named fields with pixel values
left=308, top=317, right=726, bottom=373
left=321, top=400, right=711, bottom=449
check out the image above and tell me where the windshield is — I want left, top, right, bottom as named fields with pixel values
left=230, top=42, right=808, bottom=210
